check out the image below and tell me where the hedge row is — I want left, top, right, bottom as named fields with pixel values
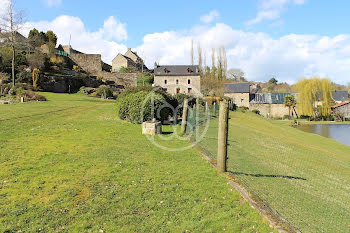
left=116, top=87, right=198, bottom=124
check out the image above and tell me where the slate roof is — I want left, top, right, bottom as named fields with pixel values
left=332, top=91, right=348, bottom=102
left=224, top=83, right=250, bottom=93
left=154, top=65, right=200, bottom=76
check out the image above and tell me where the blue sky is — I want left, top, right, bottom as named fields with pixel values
left=17, top=0, right=350, bottom=46
left=2, top=0, right=350, bottom=84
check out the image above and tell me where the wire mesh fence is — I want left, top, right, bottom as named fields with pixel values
left=186, top=102, right=350, bottom=233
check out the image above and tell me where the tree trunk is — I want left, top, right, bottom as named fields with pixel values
left=11, top=45, right=15, bottom=87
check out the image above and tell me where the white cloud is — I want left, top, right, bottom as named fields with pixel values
left=20, top=15, right=128, bottom=64
left=136, top=23, right=350, bottom=84
left=98, top=16, right=127, bottom=41
left=200, top=10, right=220, bottom=23
left=246, top=0, right=305, bottom=26
left=44, top=0, right=62, bottom=7
left=14, top=12, right=350, bottom=85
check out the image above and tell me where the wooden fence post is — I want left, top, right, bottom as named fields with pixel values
left=217, top=100, right=229, bottom=173
left=181, top=98, right=189, bottom=134
left=213, top=102, right=216, bottom=116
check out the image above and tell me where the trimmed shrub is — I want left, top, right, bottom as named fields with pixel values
left=116, top=91, right=172, bottom=123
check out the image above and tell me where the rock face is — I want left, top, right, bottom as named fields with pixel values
left=39, top=75, right=104, bottom=93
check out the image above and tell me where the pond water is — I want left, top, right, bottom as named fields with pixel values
left=297, top=124, right=350, bottom=146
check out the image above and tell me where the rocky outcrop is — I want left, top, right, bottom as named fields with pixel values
left=39, top=75, right=103, bottom=93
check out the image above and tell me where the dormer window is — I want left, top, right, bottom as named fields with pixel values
left=187, top=68, right=191, bottom=73
left=164, top=68, right=169, bottom=73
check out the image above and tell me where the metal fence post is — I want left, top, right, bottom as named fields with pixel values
left=217, top=100, right=228, bottom=173
left=181, top=98, right=189, bottom=134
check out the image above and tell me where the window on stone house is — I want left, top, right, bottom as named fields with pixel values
left=164, top=80, right=167, bottom=85
left=188, top=88, right=192, bottom=94
left=176, top=79, right=179, bottom=84
left=188, top=79, right=191, bottom=84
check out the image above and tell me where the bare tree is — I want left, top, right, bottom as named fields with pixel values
left=217, top=48, right=223, bottom=80
left=222, top=46, right=227, bottom=79
left=211, top=48, right=215, bottom=79
left=197, top=42, right=202, bottom=74
left=203, top=50, right=207, bottom=75
left=0, top=0, right=24, bottom=87
left=190, top=39, right=194, bottom=65
left=227, top=68, right=246, bottom=82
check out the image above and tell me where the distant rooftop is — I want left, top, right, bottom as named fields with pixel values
left=224, top=83, right=250, bottom=93
left=154, top=65, right=200, bottom=76
left=332, top=90, right=349, bottom=102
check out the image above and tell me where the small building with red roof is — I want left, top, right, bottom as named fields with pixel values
left=331, top=101, right=350, bottom=120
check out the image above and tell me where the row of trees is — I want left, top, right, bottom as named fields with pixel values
left=0, top=1, right=60, bottom=88
left=28, top=28, right=57, bottom=50
left=190, top=40, right=228, bottom=80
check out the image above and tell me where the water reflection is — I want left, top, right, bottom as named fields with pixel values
left=298, top=124, right=350, bottom=146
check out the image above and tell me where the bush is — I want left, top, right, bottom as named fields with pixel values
left=97, top=85, right=113, bottom=98
left=1, top=85, right=10, bottom=96
left=25, top=90, right=47, bottom=101
left=31, top=94, right=47, bottom=101
left=252, top=109, right=260, bottom=115
left=283, top=115, right=291, bottom=120
left=16, top=87, right=26, bottom=98
left=238, top=106, right=249, bottom=113
left=8, top=87, right=16, bottom=96
left=16, top=70, right=32, bottom=83
left=116, top=91, right=171, bottom=123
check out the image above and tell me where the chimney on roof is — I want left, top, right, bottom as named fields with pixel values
left=127, top=48, right=131, bottom=52
left=154, top=62, right=158, bottom=69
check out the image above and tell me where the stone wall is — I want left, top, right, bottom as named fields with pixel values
left=224, top=93, right=250, bottom=107
left=69, top=53, right=102, bottom=74
left=154, top=75, right=201, bottom=97
left=249, top=104, right=291, bottom=118
left=39, top=75, right=103, bottom=93
left=96, top=71, right=137, bottom=88
left=334, top=103, right=350, bottom=119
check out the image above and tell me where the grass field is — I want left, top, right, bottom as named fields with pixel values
left=197, top=110, right=350, bottom=232
left=0, top=93, right=274, bottom=232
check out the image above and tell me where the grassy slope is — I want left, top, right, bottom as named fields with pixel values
left=0, top=93, right=274, bottom=232
left=198, top=111, right=350, bottom=232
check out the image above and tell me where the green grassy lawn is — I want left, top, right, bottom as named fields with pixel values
left=0, top=93, right=274, bottom=232
left=197, top=111, right=350, bottom=232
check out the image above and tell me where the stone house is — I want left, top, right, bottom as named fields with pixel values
left=112, top=48, right=147, bottom=72
left=224, top=83, right=294, bottom=118
left=154, top=64, right=201, bottom=97
left=331, top=102, right=350, bottom=120
left=224, top=83, right=250, bottom=107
